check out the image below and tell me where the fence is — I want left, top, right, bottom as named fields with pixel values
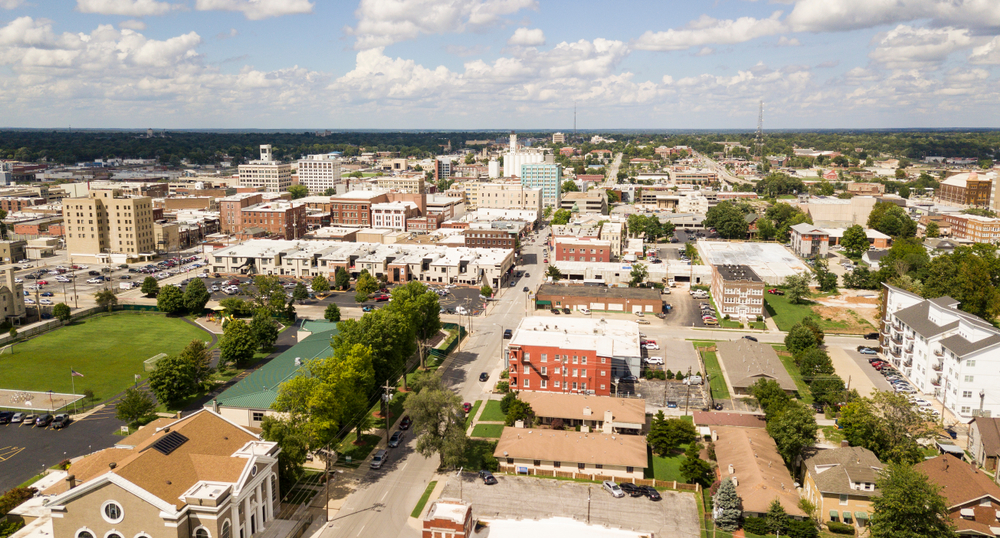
left=0, top=304, right=163, bottom=347
left=428, top=323, right=467, bottom=362
left=496, top=463, right=700, bottom=491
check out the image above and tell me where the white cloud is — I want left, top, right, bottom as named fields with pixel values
left=694, top=47, right=713, bottom=56
left=195, top=0, right=314, bottom=20
left=348, top=0, right=537, bottom=49
left=508, top=27, right=544, bottom=46
left=787, top=0, right=1000, bottom=33
left=777, top=36, right=800, bottom=46
left=0, top=0, right=26, bottom=8
left=869, top=25, right=972, bottom=70
left=76, top=0, right=181, bottom=16
left=119, top=20, right=147, bottom=30
left=969, top=36, right=1000, bottom=65
left=216, top=28, right=238, bottom=39
left=635, top=12, right=785, bottom=51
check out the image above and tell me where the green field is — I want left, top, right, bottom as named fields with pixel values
left=772, top=345, right=813, bottom=404
left=644, top=444, right=689, bottom=482
left=692, top=341, right=730, bottom=399
left=0, top=313, right=208, bottom=402
left=471, top=423, right=504, bottom=438
left=765, top=293, right=875, bottom=334
left=479, top=400, right=507, bottom=422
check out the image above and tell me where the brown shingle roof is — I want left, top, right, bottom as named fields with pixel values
left=803, top=446, right=883, bottom=498
left=518, top=392, right=646, bottom=427
left=915, top=455, right=1000, bottom=536
left=716, top=339, right=797, bottom=392
left=972, top=417, right=1000, bottom=459
left=713, top=426, right=804, bottom=516
left=493, top=427, right=647, bottom=469
left=693, top=411, right=766, bottom=429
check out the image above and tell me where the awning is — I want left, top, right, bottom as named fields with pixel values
left=855, top=512, right=869, bottom=520
left=830, top=510, right=839, bottom=519
left=535, top=300, right=552, bottom=306
left=843, top=512, right=853, bottom=521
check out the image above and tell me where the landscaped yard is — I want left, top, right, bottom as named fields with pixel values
left=479, top=400, right=507, bottom=422
left=692, top=341, right=730, bottom=400
left=765, top=292, right=875, bottom=334
left=644, top=444, right=689, bottom=482
left=471, top=423, right=504, bottom=438
left=772, top=344, right=813, bottom=404
left=465, top=400, right=482, bottom=429
left=821, top=425, right=846, bottom=445
left=0, top=313, right=208, bottom=402
left=335, top=433, right=382, bottom=467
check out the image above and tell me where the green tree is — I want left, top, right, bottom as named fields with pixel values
left=546, top=265, right=563, bottom=281
left=796, top=347, right=834, bottom=381
left=53, top=302, right=71, bottom=322
left=334, top=267, right=350, bottom=290
left=183, top=278, right=210, bottom=313
left=704, top=201, right=751, bottom=239
left=250, top=308, right=279, bottom=351
left=868, top=202, right=917, bottom=238
left=783, top=272, right=812, bottom=304
left=870, top=463, right=956, bottom=538
left=311, top=275, right=330, bottom=293
left=148, top=354, right=199, bottom=409
left=785, top=323, right=821, bottom=354
left=504, top=399, right=535, bottom=426
left=756, top=217, right=777, bottom=241
left=751, top=379, right=791, bottom=419
left=403, top=382, right=467, bottom=469
left=838, top=391, right=931, bottom=464
left=94, top=289, right=117, bottom=312
left=385, top=281, right=441, bottom=370
left=260, top=416, right=311, bottom=485
left=287, top=185, right=309, bottom=199
left=219, top=297, right=253, bottom=317
left=629, top=263, right=648, bottom=287
left=714, top=478, right=743, bottom=531
left=765, top=499, right=789, bottom=536
left=324, top=303, right=341, bottom=322
left=292, top=282, right=309, bottom=303
left=543, top=206, right=553, bottom=219
left=219, top=319, right=256, bottom=367
left=178, top=339, right=213, bottom=384
left=114, top=387, right=156, bottom=427
left=551, top=208, right=572, bottom=225
left=156, top=285, right=185, bottom=314
left=647, top=411, right=672, bottom=456
left=354, top=271, right=378, bottom=302
left=925, top=221, right=940, bottom=238
left=561, top=180, right=579, bottom=192
left=814, top=259, right=838, bottom=293
left=322, top=187, right=337, bottom=196
left=333, top=308, right=415, bottom=389
left=766, top=401, right=818, bottom=464
left=480, top=284, right=493, bottom=298
left=140, top=276, right=160, bottom=297
left=680, top=442, right=712, bottom=486
left=841, top=224, right=869, bottom=258
left=810, top=375, right=846, bottom=408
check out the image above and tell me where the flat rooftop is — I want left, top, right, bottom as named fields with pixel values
left=715, top=264, right=762, bottom=283
left=510, top=316, right=641, bottom=357
left=698, top=240, right=808, bottom=285
left=536, top=284, right=660, bottom=301
left=482, top=517, right=649, bottom=538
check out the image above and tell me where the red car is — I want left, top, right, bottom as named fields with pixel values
left=374, top=294, right=390, bottom=302
left=462, top=402, right=472, bottom=413
left=37, top=280, right=48, bottom=285
left=767, top=288, right=785, bottom=295
left=543, top=258, right=549, bottom=263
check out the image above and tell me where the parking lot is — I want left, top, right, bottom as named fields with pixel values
left=440, top=473, right=699, bottom=537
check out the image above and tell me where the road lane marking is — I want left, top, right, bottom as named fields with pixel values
left=0, top=446, right=25, bottom=461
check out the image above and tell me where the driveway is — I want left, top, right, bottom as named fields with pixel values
left=829, top=345, right=893, bottom=397
left=440, top=473, right=699, bottom=538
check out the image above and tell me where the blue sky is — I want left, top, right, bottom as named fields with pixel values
left=2, top=0, right=1000, bottom=129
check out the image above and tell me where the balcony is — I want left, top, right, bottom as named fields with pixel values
left=934, top=349, right=943, bottom=357
left=881, top=325, right=891, bottom=336
left=892, top=323, right=903, bottom=332
left=903, top=359, right=912, bottom=367
left=931, top=375, right=942, bottom=387
left=890, top=347, right=901, bottom=358
left=904, top=346, right=914, bottom=354
left=906, top=333, right=914, bottom=341
left=891, top=336, right=903, bottom=345
left=932, top=362, right=943, bottom=372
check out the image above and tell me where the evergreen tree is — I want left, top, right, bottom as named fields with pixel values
left=714, top=478, right=742, bottom=531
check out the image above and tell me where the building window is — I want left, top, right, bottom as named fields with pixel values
left=961, top=406, right=971, bottom=414
left=963, top=391, right=973, bottom=398
left=601, top=384, right=605, bottom=391
left=554, top=461, right=561, bottom=468
left=581, top=356, right=587, bottom=364
left=968, top=360, right=976, bottom=367
left=965, top=375, right=974, bottom=382
left=102, top=501, right=124, bottom=524
left=839, top=495, right=848, bottom=505
left=77, top=531, right=95, bottom=538
left=523, top=379, right=529, bottom=388
left=595, top=464, right=603, bottom=470
left=533, top=460, right=541, bottom=466
left=554, top=381, right=560, bottom=388
left=252, top=411, right=265, bottom=422
left=541, top=354, right=547, bottom=362
left=540, top=380, right=547, bottom=388
left=626, top=466, right=634, bottom=473
left=195, top=529, right=210, bottom=538
left=578, top=463, right=586, bottom=470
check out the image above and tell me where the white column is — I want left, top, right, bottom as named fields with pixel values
left=244, top=494, right=252, bottom=536
left=256, top=483, right=265, bottom=525
left=264, top=476, right=274, bottom=520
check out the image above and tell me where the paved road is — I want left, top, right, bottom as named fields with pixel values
left=319, top=230, right=551, bottom=538
left=605, top=152, right=623, bottom=188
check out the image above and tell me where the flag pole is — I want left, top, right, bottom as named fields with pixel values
left=71, top=367, right=76, bottom=414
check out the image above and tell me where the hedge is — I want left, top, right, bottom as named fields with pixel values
left=827, top=521, right=856, bottom=535
left=742, top=517, right=769, bottom=535
left=786, top=519, right=819, bottom=538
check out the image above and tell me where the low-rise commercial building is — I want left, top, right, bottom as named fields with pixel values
left=464, top=228, right=515, bottom=249
left=493, top=427, right=647, bottom=480
left=715, top=339, right=797, bottom=395
left=422, top=499, right=472, bottom=538
left=476, top=182, right=543, bottom=213
left=241, top=201, right=307, bottom=239
left=219, top=193, right=264, bottom=234
left=534, top=284, right=660, bottom=314
left=553, top=237, right=612, bottom=263
left=371, top=201, right=419, bottom=231
left=937, top=171, right=992, bottom=207
left=943, top=214, right=1000, bottom=244
left=710, top=264, right=764, bottom=321
left=0, top=240, right=26, bottom=264
left=789, top=223, right=830, bottom=258
left=507, top=316, right=642, bottom=396
left=518, top=392, right=646, bottom=434
left=560, top=191, right=608, bottom=215
left=801, top=446, right=882, bottom=527
left=330, top=190, right=389, bottom=227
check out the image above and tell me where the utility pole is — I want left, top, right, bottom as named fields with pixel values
left=383, top=380, right=393, bottom=444
left=940, top=377, right=949, bottom=426
left=683, top=366, right=692, bottom=417
left=586, top=486, right=591, bottom=524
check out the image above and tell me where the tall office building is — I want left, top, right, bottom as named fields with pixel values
left=297, top=153, right=342, bottom=194
left=63, top=189, right=156, bottom=260
left=520, top=163, right=562, bottom=207
left=239, top=145, right=292, bottom=193
left=434, top=157, right=453, bottom=183
left=503, top=132, right=549, bottom=177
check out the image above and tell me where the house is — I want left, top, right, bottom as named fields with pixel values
left=715, top=339, right=797, bottom=396
left=422, top=499, right=473, bottom=538
left=711, top=426, right=805, bottom=518
left=16, top=410, right=281, bottom=538
left=789, top=223, right=830, bottom=258
left=493, top=427, right=647, bottom=480
left=692, top=411, right=766, bottom=430
left=968, top=417, right=1000, bottom=473
left=861, top=249, right=889, bottom=270
left=800, top=446, right=882, bottom=527
left=916, top=454, right=1000, bottom=537
left=517, top=392, right=646, bottom=434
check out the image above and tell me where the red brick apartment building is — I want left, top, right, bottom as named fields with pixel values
left=464, top=228, right=515, bottom=249
left=507, top=317, right=643, bottom=397
left=422, top=500, right=472, bottom=538
left=241, top=201, right=307, bottom=239
left=219, top=193, right=263, bottom=233
left=330, top=191, right=389, bottom=226
left=553, top=237, right=612, bottom=263
left=0, top=197, right=46, bottom=212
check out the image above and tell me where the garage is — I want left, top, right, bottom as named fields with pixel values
left=608, top=303, right=624, bottom=311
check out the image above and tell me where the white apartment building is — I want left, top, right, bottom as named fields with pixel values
left=239, top=145, right=292, bottom=193
left=371, top=201, right=418, bottom=231
left=552, top=132, right=566, bottom=144
left=0, top=162, right=12, bottom=186
left=881, top=284, right=1000, bottom=420
left=297, top=153, right=342, bottom=193
left=504, top=132, right=551, bottom=177
left=520, top=163, right=562, bottom=207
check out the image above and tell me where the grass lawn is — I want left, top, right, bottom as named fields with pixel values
left=764, top=293, right=816, bottom=331
left=821, top=425, right=846, bottom=445
left=471, top=424, right=504, bottom=438
left=772, top=345, right=813, bottom=404
left=465, top=400, right=482, bottom=429
left=457, top=439, right=498, bottom=471
left=0, top=313, right=208, bottom=402
left=479, top=400, right=506, bottom=422
left=692, top=341, right=730, bottom=400
left=375, top=392, right=409, bottom=431
left=411, top=481, right=437, bottom=518
left=644, top=444, right=689, bottom=482
left=335, top=433, right=381, bottom=467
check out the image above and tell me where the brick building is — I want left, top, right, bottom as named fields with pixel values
left=847, top=182, right=885, bottom=195
left=937, top=171, right=992, bottom=207
left=240, top=201, right=307, bottom=239
left=371, top=201, right=419, bottom=231
left=12, top=216, right=64, bottom=237
left=0, top=196, right=46, bottom=212
left=507, top=317, right=643, bottom=396
left=422, top=499, right=472, bottom=538
left=711, top=264, right=765, bottom=320
left=943, top=214, right=1000, bottom=244
left=219, top=193, right=263, bottom=234
left=330, top=191, right=389, bottom=227
left=464, top=228, right=515, bottom=249
left=534, top=284, right=660, bottom=314
left=553, top=237, right=612, bottom=263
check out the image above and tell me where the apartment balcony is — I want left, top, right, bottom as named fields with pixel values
left=906, top=333, right=914, bottom=341
left=904, top=346, right=914, bottom=355
left=932, top=362, right=943, bottom=372
left=903, top=359, right=912, bottom=367
left=881, top=325, right=891, bottom=336
left=934, top=349, right=943, bottom=357
left=889, top=347, right=902, bottom=358
left=891, top=335, right=904, bottom=345
left=931, top=375, right=942, bottom=387
left=892, top=323, right=903, bottom=332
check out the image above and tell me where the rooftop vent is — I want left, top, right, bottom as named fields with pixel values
left=152, top=431, right=190, bottom=456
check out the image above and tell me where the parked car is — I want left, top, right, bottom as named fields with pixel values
left=859, top=348, right=877, bottom=355
left=11, top=412, right=24, bottom=424
left=742, top=335, right=758, bottom=342
left=35, top=414, right=53, bottom=427
left=522, top=286, right=529, bottom=292
left=479, top=470, right=497, bottom=485
left=388, top=431, right=403, bottom=448
left=40, top=291, right=53, bottom=297
left=767, top=288, right=785, bottom=295
left=579, top=307, right=591, bottom=315
left=462, top=402, right=472, bottom=413
left=362, top=305, right=374, bottom=312
left=641, top=485, right=662, bottom=501
left=551, top=308, right=560, bottom=314
left=561, top=307, right=571, bottom=314
left=644, top=356, right=664, bottom=365
left=603, top=481, right=624, bottom=498
left=0, top=411, right=12, bottom=424
left=684, top=375, right=704, bottom=385
left=619, top=483, right=644, bottom=497
left=370, top=449, right=387, bottom=469
left=399, top=415, right=411, bottom=430
left=52, top=414, right=71, bottom=429
left=503, top=329, right=512, bottom=339
left=374, top=294, right=390, bottom=302
left=479, top=372, right=490, bottom=382
left=863, top=332, right=880, bottom=340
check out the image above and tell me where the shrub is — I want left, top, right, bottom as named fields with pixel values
left=786, top=519, right=819, bottom=538
left=645, top=370, right=657, bottom=380
left=709, top=480, right=721, bottom=496
left=742, top=517, right=769, bottom=535
left=826, top=521, right=855, bottom=535
left=0, top=487, right=36, bottom=516
left=665, top=369, right=674, bottom=379
left=496, top=381, right=509, bottom=393
left=500, top=369, right=509, bottom=379
left=551, top=418, right=564, bottom=430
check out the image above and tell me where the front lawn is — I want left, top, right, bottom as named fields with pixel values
left=335, top=433, right=381, bottom=467
left=764, top=293, right=816, bottom=331
left=464, top=400, right=482, bottom=429
left=644, top=444, right=689, bottom=482
left=471, top=424, right=504, bottom=438
left=0, top=313, right=208, bottom=402
left=772, top=345, right=813, bottom=404
left=479, top=400, right=507, bottom=422
left=692, top=341, right=730, bottom=399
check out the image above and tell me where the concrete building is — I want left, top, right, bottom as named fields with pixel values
left=826, top=227, right=892, bottom=250
left=517, top=392, right=645, bottom=434
left=422, top=499, right=472, bottom=538
left=943, top=215, right=1000, bottom=244
left=494, top=427, right=647, bottom=480
left=296, top=153, right=341, bottom=194
left=534, top=284, right=661, bottom=314
left=477, top=182, right=543, bottom=213
left=520, top=163, right=562, bottom=207
left=798, top=196, right=878, bottom=228
left=434, top=157, right=453, bottom=184
left=0, top=265, right=25, bottom=321
left=219, top=193, right=264, bottom=234
left=25, top=410, right=281, bottom=538
left=329, top=190, right=389, bottom=227
left=552, top=132, right=566, bottom=144
left=240, top=201, right=307, bottom=240
left=847, top=183, right=885, bottom=195
left=710, top=264, right=765, bottom=321
left=63, top=189, right=156, bottom=262
left=238, top=145, right=292, bottom=193
left=937, top=171, right=992, bottom=208
left=789, top=223, right=830, bottom=258
left=880, top=284, right=1000, bottom=420
left=0, top=161, right=11, bottom=185
left=507, top=316, right=643, bottom=396
left=599, top=221, right=627, bottom=258
left=560, top=191, right=608, bottom=215
left=801, top=446, right=882, bottom=527
left=697, top=241, right=810, bottom=285
left=916, top=455, right=1000, bottom=537
left=376, top=173, right=425, bottom=194
left=0, top=240, right=26, bottom=264
left=715, top=338, right=797, bottom=395
left=371, top=201, right=419, bottom=231
left=553, top=237, right=612, bottom=263
left=504, top=132, right=549, bottom=178
left=713, top=425, right=805, bottom=519
left=464, top=228, right=515, bottom=250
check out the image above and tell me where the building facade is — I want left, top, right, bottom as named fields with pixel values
left=710, top=264, right=765, bottom=320
left=560, top=191, right=608, bottom=214
left=534, top=284, right=660, bottom=314
left=477, top=182, right=543, bottom=213
left=801, top=446, right=882, bottom=526
left=240, top=202, right=307, bottom=239
left=493, top=427, right=646, bottom=480
left=330, top=191, right=389, bottom=227
left=296, top=154, right=342, bottom=194
left=967, top=417, right=1000, bottom=472
left=880, top=284, right=1000, bottom=420
left=238, top=145, right=292, bottom=193
left=937, top=171, right=992, bottom=207
left=219, top=193, right=264, bottom=234
left=63, top=189, right=155, bottom=261
left=371, top=202, right=418, bottom=231
left=943, top=215, right=1000, bottom=244
left=520, top=163, right=561, bottom=207
left=464, top=229, right=515, bottom=249
left=553, top=237, right=612, bottom=263
left=376, top=174, right=425, bottom=194
left=916, top=455, right=1000, bottom=537
left=789, top=223, right=830, bottom=258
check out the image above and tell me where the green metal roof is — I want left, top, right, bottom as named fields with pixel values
left=299, top=319, right=340, bottom=335
left=216, top=329, right=338, bottom=410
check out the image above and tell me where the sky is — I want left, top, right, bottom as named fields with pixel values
left=2, top=0, right=1000, bottom=130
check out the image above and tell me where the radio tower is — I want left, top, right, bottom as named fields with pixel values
left=753, top=100, right=764, bottom=162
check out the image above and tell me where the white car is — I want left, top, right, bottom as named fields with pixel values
left=603, top=480, right=624, bottom=498
left=683, top=375, right=704, bottom=385
left=644, top=356, right=664, bottom=365
left=197, top=273, right=209, bottom=278
left=87, top=278, right=103, bottom=284
left=25, top=298, right=35, bottom=305
left=14, top=278, right=22, bottom=283
left=578, top=307, right=591, bottom=315
left=644, top=343, right=659, bottom=350
left=40, top=299, right=53, bottom=305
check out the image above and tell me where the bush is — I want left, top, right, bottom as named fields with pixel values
left=496, top=381, right=509, bottom=393
left=742, top=517, right=769, bottom=535
left=826, top=521, right=855, bottom=535
left=786, top=519, right=819, bottom=538
left=665, top=369, right=674, bottom=379
left=551, top=418, right=564, bottom=430
left=0, top=487, right=36, bottom=516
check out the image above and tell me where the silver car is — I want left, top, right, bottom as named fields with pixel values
left=603, top=480, right=624, bottom=498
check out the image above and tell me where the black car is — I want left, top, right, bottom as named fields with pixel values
left=863, top=332, right=880, bottom=340
left=399, top=415, right=411, bottom=430
left=562, top=307, right=571, bottom=314
left=503, top=329, right=512, bottom=339
left=0, top=411, right=13, bottom=424
left=742, top=335, right=758, bottom=342
left=551, top=308, right=560, bottom=314
left=479, top=372, right=490, bottom=382
left=88, top=270, right=100, bottom=276
left=35, top=414, right=53, bottom=427
left=641, top=485, right=661, bottom=501
left=52, top=414, right=71, bottom=429
left=619, top=483, right=644, bottom=497
left=478, top=470, right=497, bottom=485
left=388, top=430, right=403, bottom=448
left=522, top=286, right=529, bottom=292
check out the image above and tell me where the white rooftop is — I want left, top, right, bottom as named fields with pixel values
left=426, top=500, right=469, bottom=524
left=331, top=190, right=389, bottom=200
left=510, top=316, right=641, bottom=358
left=698, top=240, right=809, bottom=284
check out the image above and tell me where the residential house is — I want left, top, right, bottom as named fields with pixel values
left=712, top=426, right=805, bottom=519
left=968, top=417, right=1000, bottom=473
left=715, top=339, right=797, bottom=396
left=493, top=427, right=647, bottom=480
left=789, top=223, right=830, bottom=258
left=517, top=392, right=646, bottom=434
left=916, top=454, right=1000, bottom=537
left=801, top=446, right=882, bottom=527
